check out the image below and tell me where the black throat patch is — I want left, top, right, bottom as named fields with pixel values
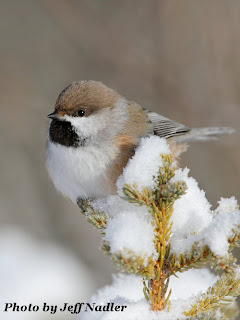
left=49, top=120, right=83, bottom=147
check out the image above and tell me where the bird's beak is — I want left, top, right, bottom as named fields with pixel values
left=47, top=111, right=64, bottom=121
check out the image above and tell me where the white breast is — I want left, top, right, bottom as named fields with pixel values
left=46, top=140, right=117, bottom=202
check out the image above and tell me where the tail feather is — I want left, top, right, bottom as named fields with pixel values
left=174, top=127, right=235, bottom=143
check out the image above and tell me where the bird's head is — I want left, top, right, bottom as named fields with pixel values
left=48, top=81, right=129, bottom=147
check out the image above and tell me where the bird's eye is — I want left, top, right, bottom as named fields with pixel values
left=77, top=109, right=85, bottom=117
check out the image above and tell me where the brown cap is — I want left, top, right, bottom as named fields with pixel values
left=55, top=80, right=119, bottom=116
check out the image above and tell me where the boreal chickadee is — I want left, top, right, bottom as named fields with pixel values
left=46, top=80, right=234, bottom=204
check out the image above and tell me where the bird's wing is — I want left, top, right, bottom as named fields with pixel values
left=144, top=109, right=190, bottom=139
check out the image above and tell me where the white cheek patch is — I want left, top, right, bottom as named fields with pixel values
left=64, top=111, right=109, bottom=138
left=63, top=98, right=129, bottom=141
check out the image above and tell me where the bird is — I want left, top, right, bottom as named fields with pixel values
left=46, top=80, right=234, bottom=204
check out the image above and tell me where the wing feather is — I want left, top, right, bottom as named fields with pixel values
left=144, top=109, right=190, bottom=139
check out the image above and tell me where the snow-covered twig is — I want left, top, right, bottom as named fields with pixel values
left=79, top=136, right=240, bottom=319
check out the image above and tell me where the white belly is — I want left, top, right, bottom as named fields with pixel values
left=46, top=141, right=116, bottom=202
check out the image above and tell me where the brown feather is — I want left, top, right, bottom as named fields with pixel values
left=55, top=81, right=119, bottom=116
left=108, top=135, right=136, bottom=193
left=120, top=101, right=150, bottom=138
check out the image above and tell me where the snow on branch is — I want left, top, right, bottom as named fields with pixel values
left=78, top=136, right=240, bottom=320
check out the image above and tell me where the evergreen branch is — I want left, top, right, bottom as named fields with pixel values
left=218, top=302, right=240, bottom=320
left=122, top=184, right=154, bottom=206
left=228, top=227, right=240, bottom=249
left=77, top=151, right=240, bottom=318
left=77, top=199, right=107, bottom=229
left=211, top=253, right=238, bottom=276
left=169, top=242, right=238, bottom=277
left=148, top=154, right=187, bottom=311
left=185, top=275, right=240, bottom=318
left=157, top=154, right=177, bottom=185
left=168, top=245, right=213, bottom=275
left=102, top=242, right=156, bottom=279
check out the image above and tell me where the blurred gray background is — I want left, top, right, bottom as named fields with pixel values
left=0, top=0, right=240, bottom=319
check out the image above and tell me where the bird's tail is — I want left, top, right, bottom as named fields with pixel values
left=175, top=127, right=235, bottom=143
